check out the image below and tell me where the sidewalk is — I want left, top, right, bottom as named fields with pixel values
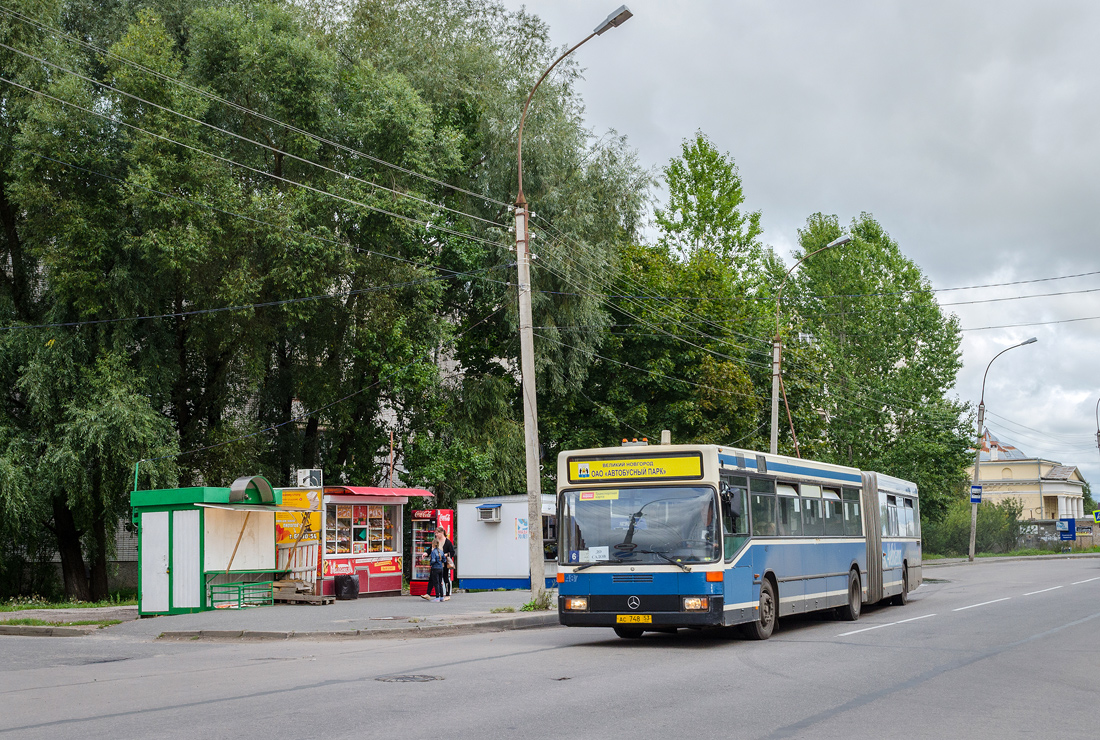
left=1, top=590, right=559, bottom=641
left=924, top=552, right=1100, bottom=567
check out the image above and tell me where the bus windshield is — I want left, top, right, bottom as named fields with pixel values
left=560, top=486, right=720, bottom=566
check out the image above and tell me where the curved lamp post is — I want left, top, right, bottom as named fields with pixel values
left=968, top=336, right=1038, bottom=561
left=515, top=5, right=632, bottom=597
left=1095, top=396, right=1099, bottom=461
left=769, top=235, right=852, bottom=456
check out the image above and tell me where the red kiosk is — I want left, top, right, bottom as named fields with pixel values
left=277, top=485, right=432, bottom=597
left=409, top=508, right=454, bottom=596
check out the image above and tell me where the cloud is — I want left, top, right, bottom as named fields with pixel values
left=503, top=0, right=1100, bottom=488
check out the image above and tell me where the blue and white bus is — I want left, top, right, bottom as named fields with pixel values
left=556, top=442, right=922, bottom=639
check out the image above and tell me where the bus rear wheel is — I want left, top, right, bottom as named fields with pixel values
left=613, top=626, right=644, bottom=639
left=836, top=570, right=861, bottom=621
left=892, top=565, right=909, bottom=606
left=743, top=579, right=776, bottom=640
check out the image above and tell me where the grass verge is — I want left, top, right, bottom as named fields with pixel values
left=0, top=618, right=123, bottom=628
left=0, top=591, right=137, bottom=612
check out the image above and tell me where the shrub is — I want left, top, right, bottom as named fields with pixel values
left=923, top=498, right=1023, bottom=556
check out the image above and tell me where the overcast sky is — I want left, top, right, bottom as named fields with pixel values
left=502, top=0, right=1100, bottom=489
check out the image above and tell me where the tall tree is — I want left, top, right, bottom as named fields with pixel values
left=787, top=213, right=971, bottom=520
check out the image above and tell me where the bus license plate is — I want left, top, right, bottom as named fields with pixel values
left=616, top=614, right=652, bottom=624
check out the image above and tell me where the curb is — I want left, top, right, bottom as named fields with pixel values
left=158, top=612, right=560, bottom=641
left=0, top=625, right=95, bottom=637
left=925, top=552, right=1100, bottom=568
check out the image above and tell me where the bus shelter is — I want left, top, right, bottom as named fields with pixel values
left=131, top=476, right=309, bottom=616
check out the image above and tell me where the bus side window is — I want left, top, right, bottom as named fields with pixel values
left=886, top=494, right=899, bottom=537
left=721, top=475, right=749, bottom=559
left=822, top=488, right=844, bottom=536
left=750, top=478, right=776, bottom=537
left=903, top=498, right=915, bottom=537
left=801, top=484, right=823, bottom=537
left=842, top=487, right=862, bottom=536
left=777, top=484, right=802, bottom=537
left=911, top=497, right=921, bottom=538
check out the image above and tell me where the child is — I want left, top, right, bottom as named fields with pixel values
left=422, top=531, right=447, bottom=601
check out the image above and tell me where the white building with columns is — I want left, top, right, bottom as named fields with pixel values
left=965, top=430, right=1087, bottom=521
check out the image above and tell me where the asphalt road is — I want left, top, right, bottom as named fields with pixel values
left=2, top=557, right=1099, bottom=739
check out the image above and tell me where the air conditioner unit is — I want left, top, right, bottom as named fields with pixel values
left=296, top=469, right=323, bottom=488
left=477, top=506, right=501, bottom=523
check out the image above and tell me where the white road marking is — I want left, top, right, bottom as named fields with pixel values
left=838, top=613, right=935, bottom=637
left=953, top=597, right=1010, bottom=612
left=1022, top=586, right=1063, bottom=596
left=1072, top=577, right=1100, bottom=585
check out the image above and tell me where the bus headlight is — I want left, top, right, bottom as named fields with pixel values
left=564, top=597, right=589, bottom=611
left=682, top=597, right=709, bottom=611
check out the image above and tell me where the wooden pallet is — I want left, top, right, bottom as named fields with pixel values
left=273, top=590, right=334, bottom=605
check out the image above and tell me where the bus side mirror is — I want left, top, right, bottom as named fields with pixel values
left=722, top=484, right=742, bottom=518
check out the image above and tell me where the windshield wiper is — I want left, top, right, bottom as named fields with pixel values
left=572, top=558, right=631, bottom=572
left=632, top=549, right=691, bottom=572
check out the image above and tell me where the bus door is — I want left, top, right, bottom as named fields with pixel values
left=860, top=471, right=883, bottom=604
left=720, top=474, right=753, bottom=623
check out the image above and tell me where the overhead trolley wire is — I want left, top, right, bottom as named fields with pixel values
left=0, top=38, right=506, bottom=230
left=0, top=263, right=512, bottom=331
left=0, top=141, right=515, bottom=331
left=0, top=3, right=514, bottom=212
left=0, top=140, right=512, bottom=277
left=0, top=74, right=514, bottom=252
left=139, top=303, right=510, bottom=465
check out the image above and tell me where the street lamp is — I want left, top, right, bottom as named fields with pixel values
left=515, top=5, right=632, bottom=597
left=769, top=235, right=852, bottom=456
left=1094, top=396, right=1099, bottom=461
left=968, top=336, right=1038, bottom=561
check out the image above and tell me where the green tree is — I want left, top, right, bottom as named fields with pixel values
left=655, top=131, right=764, bottom=275
left=542, top=132, right=777, bottom=458
left=787, top=213, right=972, bottom=521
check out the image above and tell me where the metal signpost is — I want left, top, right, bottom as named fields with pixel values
left=970, top=485, right=982, bottom=504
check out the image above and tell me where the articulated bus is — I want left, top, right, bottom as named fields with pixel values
left=556, top=442, right=922, bottom=639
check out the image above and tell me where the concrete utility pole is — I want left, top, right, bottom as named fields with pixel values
left=770, top=235, right=851, bottom=455
left=968, top=337, right=1037, bottom=561
left=515, top=5, right=633, bottom=597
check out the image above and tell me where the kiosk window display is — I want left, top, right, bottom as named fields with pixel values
left=326, top=504, right=399, bottom=554
left=277, top=484, right=432, bottom=597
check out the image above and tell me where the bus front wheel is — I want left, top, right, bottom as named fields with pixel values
left=836, top=570, right=861, bottom=621
left=743, top=579, right=776, bottom=640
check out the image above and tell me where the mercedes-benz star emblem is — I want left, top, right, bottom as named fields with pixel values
left=627, top=596, right=641, bottom=610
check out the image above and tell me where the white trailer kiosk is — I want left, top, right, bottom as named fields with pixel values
left=131, top=476, right=308, bottom=615
left=455, top=494, right=557, bottom=590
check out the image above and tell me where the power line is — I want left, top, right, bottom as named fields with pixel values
left=961, top=314, right=1100, bottom=332
left=0, top=264, right=512, bottom=331
left=984, top=410, right=1097, bottom=444
left=0, top=74, right=512, bottom=252
left=0, top=3, right=514, bottom=211
left=0, top=140, right=513, bottom=278
left=0, top=38, right=505, bottom=230
left=141, top=303, right=509, bottom=465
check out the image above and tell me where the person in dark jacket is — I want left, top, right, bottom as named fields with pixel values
left=422, top=530, right=447, bottom=601
left=424, top=526, right=456, bottom=600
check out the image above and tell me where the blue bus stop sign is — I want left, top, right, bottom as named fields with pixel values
left=1057, top=518, right=1077, bottom=541
left=970, top=485, right=982, bottom=504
